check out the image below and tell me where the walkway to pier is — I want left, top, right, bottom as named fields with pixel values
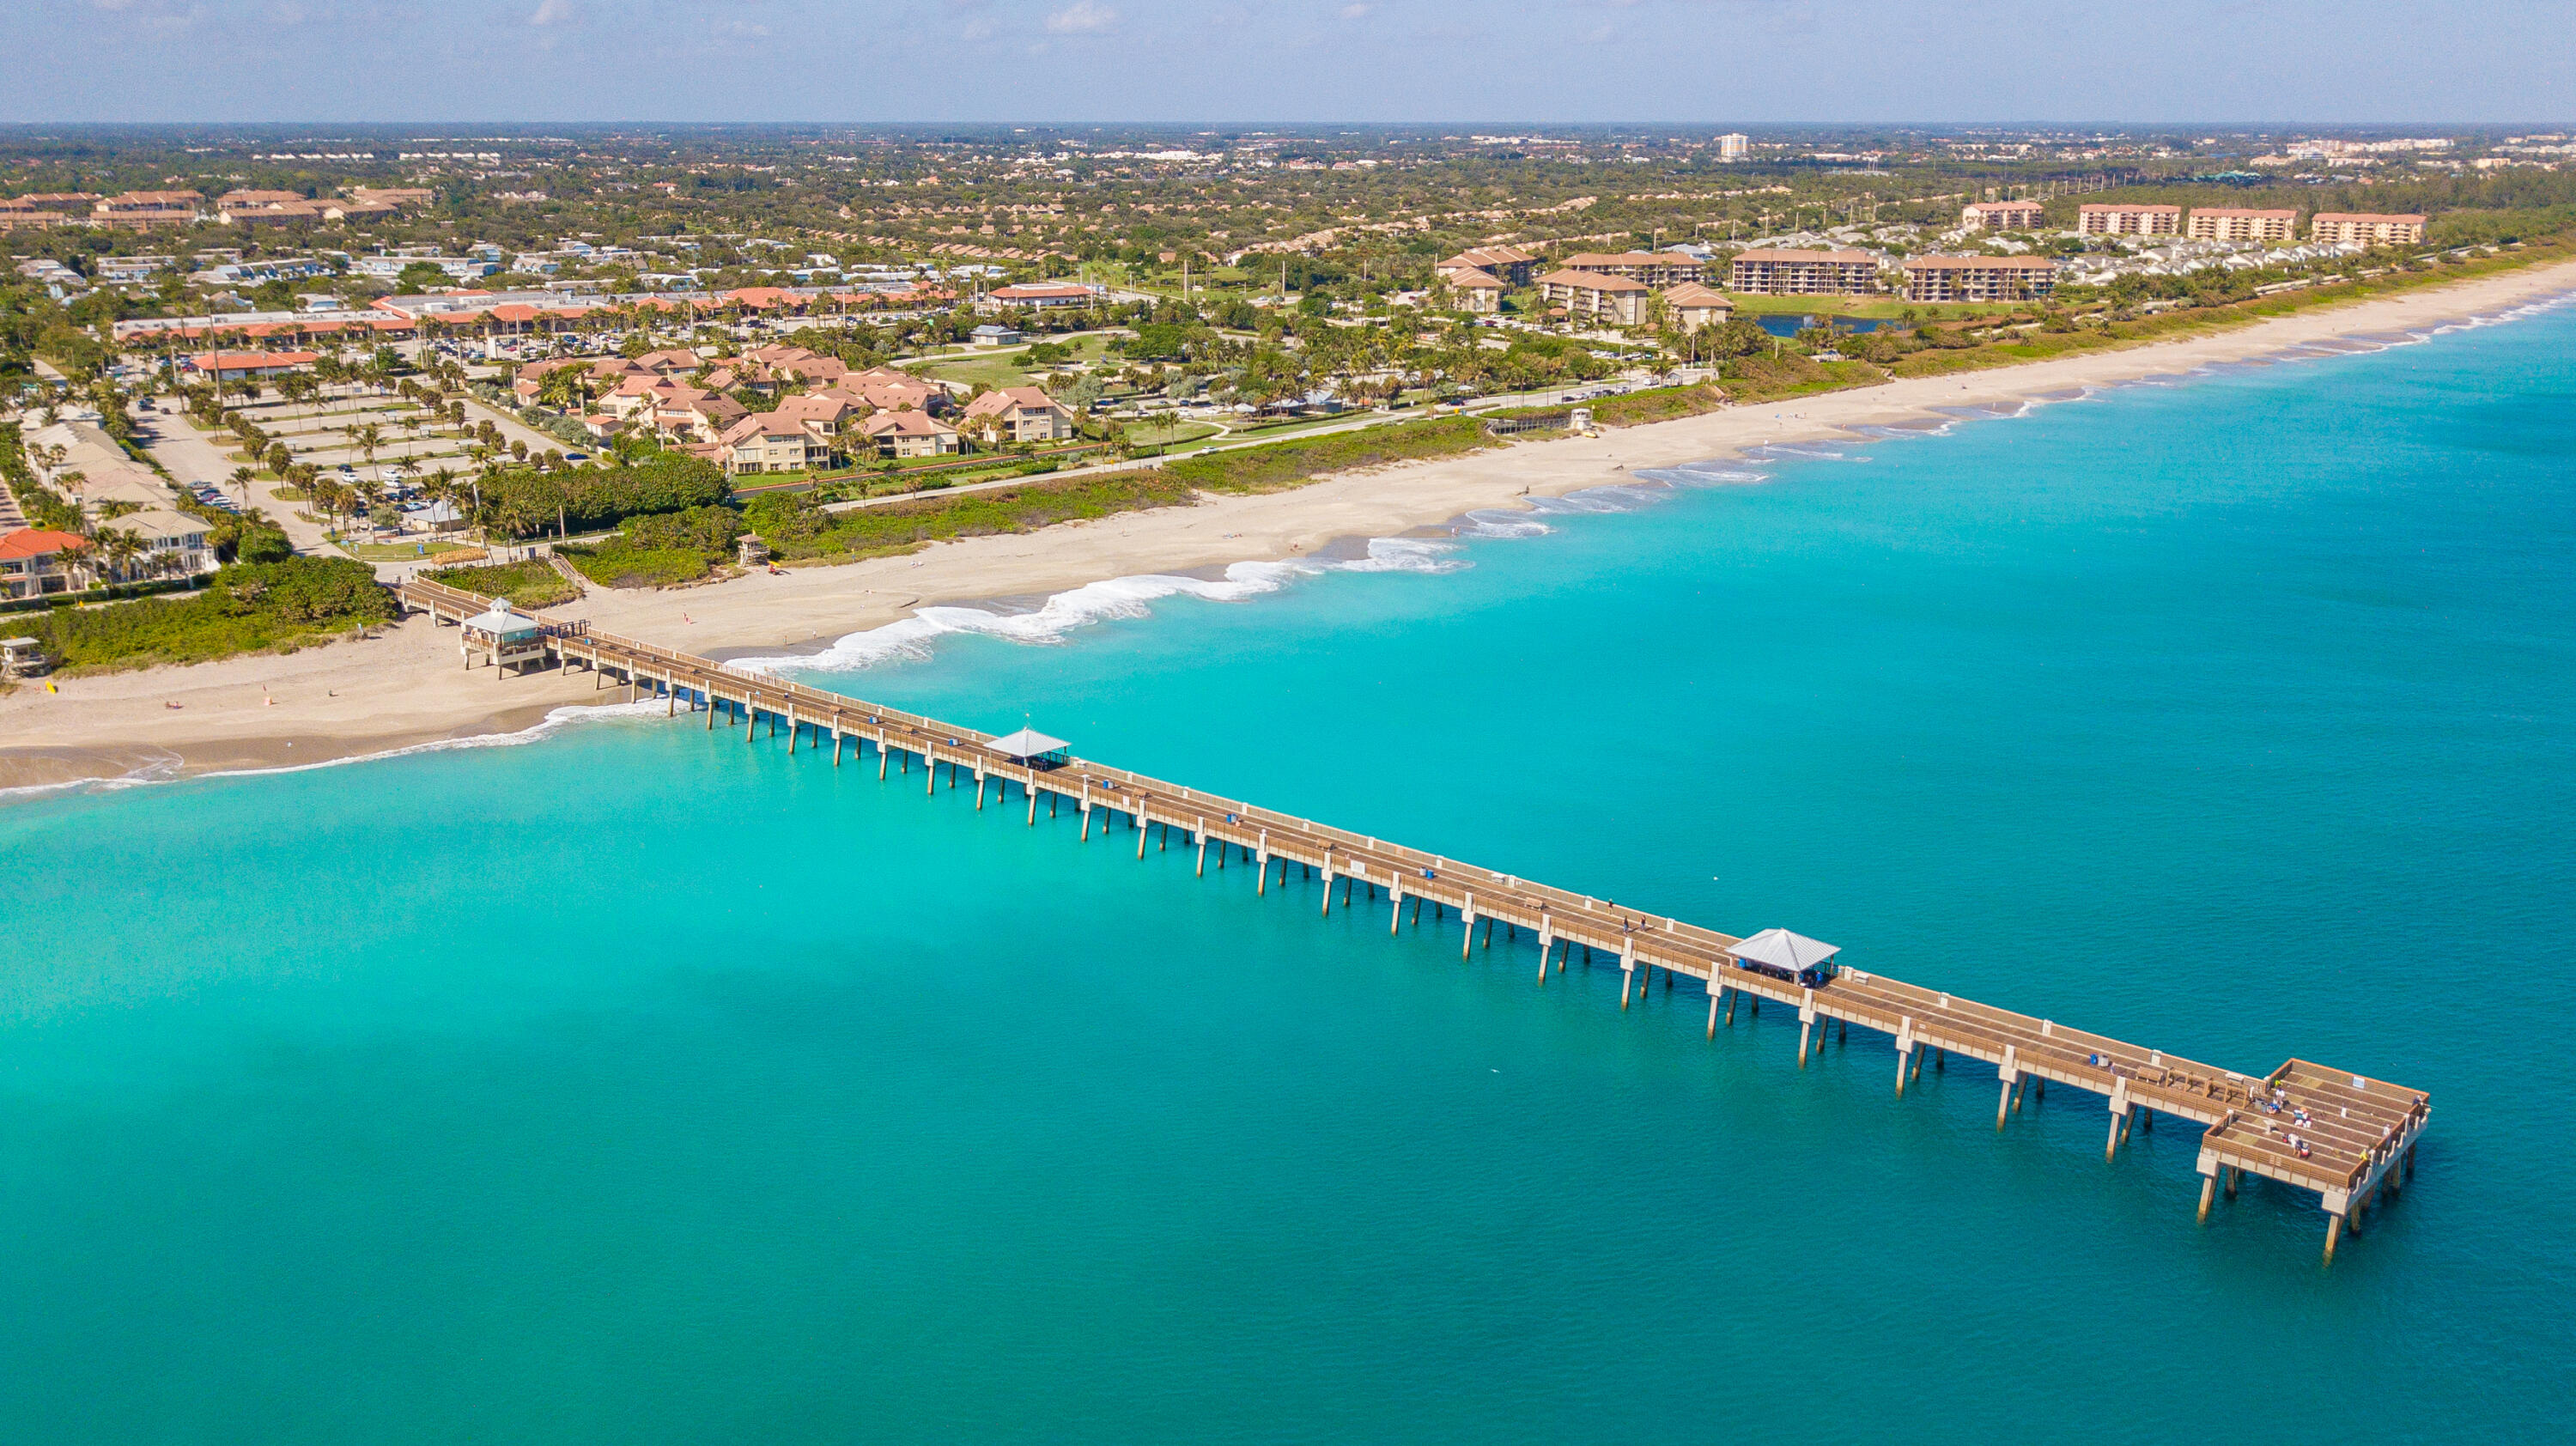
left=404, top=579, right=2430, bottom=1263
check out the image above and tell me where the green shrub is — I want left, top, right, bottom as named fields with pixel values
left=1161, top=417, right=1492, bottom=493
left=423, top=559, right=580, bottom=608
left=12, top=556, right=394, bottom=671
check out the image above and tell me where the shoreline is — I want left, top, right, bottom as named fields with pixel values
left=7, top=258, right=2573, bottom=794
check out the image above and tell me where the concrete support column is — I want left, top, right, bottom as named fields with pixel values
left=1534, top=922, right=1552, bottom=984
left=1707, top=988, right=1722, bottom=1039
left=2324, top=1212, right=2344, bottom=1265
left=1029, top=781, right=1040, bottom=826
left=977, top=769, right=987, bottom=811
left=1996, top=1047, right=2020, bottom=1129
left=1137, top=809, right=1151, bottom=860
left=1196, top=829, right=1209, bottom=876
left=786, top=708, right=798, bottom=753
left=877, top=731, right=890, bottom=779
left=2197, top=1171, right=2219, bottom=1224
left=1320, top=856, right=1335, bottom=915
left=1388, top=878, right=1404, bottom=935
left=1895, top=1019, right=1916, bottom=1097
left=1618, top=939, right=1637, bottom=1009
left=1460, top=896, right=1477, bottom=959
left=1255, top=831, right=1269, bottom=896
left=666, top=676, right=677, bottom=717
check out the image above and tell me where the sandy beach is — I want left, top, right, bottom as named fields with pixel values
left=8, top=258, right=2573, bottom=792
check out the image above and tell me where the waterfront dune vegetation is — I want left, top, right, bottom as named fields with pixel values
left=8, top=557, right=396, bottom=673
left=422, top=558, right=580, bottom=609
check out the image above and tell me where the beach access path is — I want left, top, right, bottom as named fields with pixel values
left=6, top=257, right=2573, bottom=790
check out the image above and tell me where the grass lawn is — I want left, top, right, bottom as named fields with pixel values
left=912, top=332, right=1117, bottom=390
left=345, top=540, right=465, bottom=561
left=1121, top=419, right=1221, bottom=447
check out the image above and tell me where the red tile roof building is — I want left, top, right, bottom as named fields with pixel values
left=1558, top=252, right=1705, bottom=287
left=1534, top=268, right=1653, bottom=325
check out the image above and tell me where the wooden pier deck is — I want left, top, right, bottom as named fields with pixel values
left=408, top=579, right=2429, bottom=1263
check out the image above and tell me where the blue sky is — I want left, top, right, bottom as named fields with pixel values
left=7, top=0, right=2569, bottom=125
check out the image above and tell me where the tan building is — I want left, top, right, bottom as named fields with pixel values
left=1443, top=267, right=1505, bottom=313
left=1658, top=282, right=1734, bottom=331
left=2310, top=212, right=2427, bottom=246
left=1534, top=268, right=1652, bottom=325
left=1558, top=252, right=1705, bottom=287
left=103, top=508, right=216, bottom=578
left=1434, top=245, right=1539, bottom=288
left=0, top=193, right=101, bottom=230
left=2078, top=204, right=2183, bottom=236
left=718, top=414, right=833, bottom=476
left=1728, top=248, right=1881, bottom=295
left=1901, top=255, right=2059, bottom=304
left=93, top=191, right=204, bottom=229
left=961, top=386, right=1076, bottom=444
left=1960, top=200, right=2045, bottom=231
left=861, top=410, right=963, bottom=459
left=2188, top=208, right=2298, bottom=243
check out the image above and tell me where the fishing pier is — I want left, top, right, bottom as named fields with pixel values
left=412, top=579, right=2429, bottom=1264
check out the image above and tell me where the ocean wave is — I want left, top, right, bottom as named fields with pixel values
left=1335, top=538, right=1468, bottom=574
left=1457, top=509, right=1553, bottom=539
left=733, top=560, right=1320, bottom=673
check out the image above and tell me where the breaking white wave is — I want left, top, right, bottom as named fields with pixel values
left=730, top=537, right=1487, bottom=677
left=1335, top=537, right=1468, bottom=574
left=1457, top=508, right=1553, bottom=539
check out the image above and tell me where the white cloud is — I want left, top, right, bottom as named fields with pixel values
left=529, top=0, right=580, bottom=25
left=1044, top=1, right=1117, bottom=33
left=1340, top=2, right=1372, bottom=15
left=961, top=16, right=997, bottom=39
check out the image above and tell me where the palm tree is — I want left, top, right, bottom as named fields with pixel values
left=94, top=527, right=143, bottom=584
left=351, top=422, right=384, bottom=479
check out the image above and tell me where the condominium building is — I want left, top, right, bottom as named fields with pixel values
left=1559, top=252, right=1705, bottom=287
left=1716, top=133, right=1750, bottom=161
left=2309, top=212, right=2427, bottom=246
left=1960, top=200, right=2046, bottom=232
left=1727, top=248, right=1881, bottom=296
left=2077, top=203, right=2183, bottom=237
left=1534, top=268, right=1652, bottom=325
left=962, top=386, right=1077, bottom=443
left=1435, top=245, right=1540, bottom=288
left=2187, top=208, right=2298, bottom=243
left=1899, top=255, right=2059, bottom=304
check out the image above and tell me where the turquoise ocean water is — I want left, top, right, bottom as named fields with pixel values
left=4, top=301, right=2573, bottom=1442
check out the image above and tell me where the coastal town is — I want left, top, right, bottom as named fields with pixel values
left=5, top=125, right=2549, bottom=632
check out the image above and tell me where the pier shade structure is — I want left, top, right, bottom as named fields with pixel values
left=405, top=579, right=2431, bottom=1265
